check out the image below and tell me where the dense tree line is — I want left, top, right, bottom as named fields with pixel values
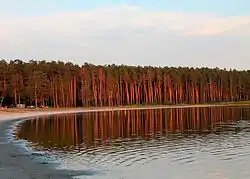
left=0, top=59, right=250, bottom=107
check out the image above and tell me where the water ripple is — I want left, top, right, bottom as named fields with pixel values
left=14, top=107, right=250, bottom=179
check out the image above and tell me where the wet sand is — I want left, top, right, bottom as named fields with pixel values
left=0, top=109, right=95, bottom=179
left=0, top=104, right=245, bottom=179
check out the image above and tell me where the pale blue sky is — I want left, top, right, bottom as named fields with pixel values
left=1, top=0, right=250, bottom=16
left=0, top=0, right=250, bottom=69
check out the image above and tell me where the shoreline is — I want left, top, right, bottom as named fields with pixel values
left=1, top=101, right=250, bottom=115
left=0, top=103, right=249, bottom=179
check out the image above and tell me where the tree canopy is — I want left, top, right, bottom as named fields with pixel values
left=0, top=59, right=249, bottom=107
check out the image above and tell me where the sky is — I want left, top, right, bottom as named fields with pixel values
left=0, top=0, right=250, bottom=70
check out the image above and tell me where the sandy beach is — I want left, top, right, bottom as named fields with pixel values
left=0, top=109, right=91, bottom=179
left=0, top=103, right=248, bottom=179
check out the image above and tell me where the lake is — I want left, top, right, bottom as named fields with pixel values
left=15, top=106, right=250, bottom=179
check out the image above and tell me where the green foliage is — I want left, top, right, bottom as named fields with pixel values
left=0, top=59, right=249, bottom=107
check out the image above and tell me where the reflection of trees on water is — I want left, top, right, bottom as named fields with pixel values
left=15, top=107, right=250, bottom=150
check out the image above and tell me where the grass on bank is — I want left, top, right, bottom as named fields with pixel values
left=0, top=101, right=250, bottom=113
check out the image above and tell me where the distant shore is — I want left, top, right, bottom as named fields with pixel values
left=0, top=101, right=249, bottom=179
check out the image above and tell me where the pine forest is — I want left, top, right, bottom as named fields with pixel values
left=0, top=59, right=250, bottom=108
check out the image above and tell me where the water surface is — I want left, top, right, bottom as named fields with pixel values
left=15, top=107, right=250, bottom=179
